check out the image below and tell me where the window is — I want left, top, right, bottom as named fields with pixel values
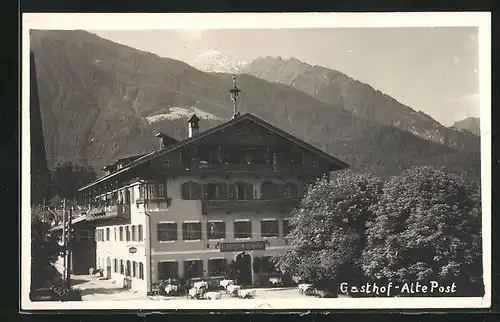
left=184, top=260, right=203, bottom=279
left=114, top=227, right=117, bottom=241
left=182, top=222, right=202, bottom=240
left=208, top=259, right=227, bottom=277
left=181, top=182, right=201, bottom=200
left=312, top=159, right=319, bottom=168
left=234, top=182, right=254, bottom=200
left=131, top=225, right=136, bottom=241
left=120, top=260, right=124, bottom=274
left=113, top=259, right=118, bottom=273
left=96, top=229, right=103, bottom=241
left=207, top=221, right=226, bottom=240
left=283, top=219, right=292, bottom=236
left=234, top=221, right=252, bottom=239
left=290, top=151, right=303, bottom=165
left=126, top=260, right=131, bottom=277
left=284, top=182, right=299, bottom=198
left=125, top=226, right=131, bottom=241
left=261, top=220, right=279, bottom=237
left=106, top=228, right=110, bottom=241
left=138, top=185, right=145, bottom=200
left=157, top=223, right=177, bottom=241
left=138, top=225, right=143, bottom=241
left=124, top=189, right=130, bottom=203
left=119, top=227, right=124, bottom=241
left=147, top=183, right=165, bottom=199
left=139, top=263, right=144, bottom=280
left=132, top=261, right=137, bottom=278
left=205, top=183, right=228, bottom=200
left=158, top=261, right=179, bottom=280
left=261, top=181, right=284, bottom=199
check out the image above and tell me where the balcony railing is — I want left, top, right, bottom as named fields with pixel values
left=157, top=163, right=312, bottom=175
left=202, top=198, right=301, bottom=214
left=85, top=203, right=131, bottom=221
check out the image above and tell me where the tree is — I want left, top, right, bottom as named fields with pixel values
left=362, top=166, right=483, bottom=296
left=271, top=170, right=383, bottom=291
left=30, top=212, right=62, bottom=291
left=51, top=161, right=97, bottom=202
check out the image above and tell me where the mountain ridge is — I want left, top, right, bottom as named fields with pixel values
left=451, top=117, right=480, bottom=136
left=30, top=30, right=480, bottom=182
left=240, top=56, right=480, bottom=152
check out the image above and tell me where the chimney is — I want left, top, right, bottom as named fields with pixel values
left=229, top=75, right=241, bottom=119
left=156, top=132, right=168, bottom=149
left=187, top=114, right=200, bottom=138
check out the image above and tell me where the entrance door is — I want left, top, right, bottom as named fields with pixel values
left=106, top=257, right=112, bottom=279
left=235, top=252, right=252, bottom=286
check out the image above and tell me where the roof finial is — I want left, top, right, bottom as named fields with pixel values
left=229, top=75, right=241, bottom=119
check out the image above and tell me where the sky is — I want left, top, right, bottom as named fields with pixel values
left=92, top=27, right=479, bottom=126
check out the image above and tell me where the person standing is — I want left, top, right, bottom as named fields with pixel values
left=184, top=278, right=191, bottom=299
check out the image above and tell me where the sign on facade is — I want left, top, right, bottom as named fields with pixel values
left=219, top=241, right=266, bottom=252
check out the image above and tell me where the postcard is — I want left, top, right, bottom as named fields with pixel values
left=21, top=12, right=491, bottom=311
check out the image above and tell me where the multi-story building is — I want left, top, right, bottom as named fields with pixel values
left=78, top=79, right=349, bottom=296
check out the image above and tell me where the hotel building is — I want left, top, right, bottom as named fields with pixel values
left=76, top=79, right=349, bottom=296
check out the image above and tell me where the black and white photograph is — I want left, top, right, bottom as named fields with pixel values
left=21, top=12, right=491, bottom=310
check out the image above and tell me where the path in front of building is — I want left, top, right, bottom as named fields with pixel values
left=70, top=275, right=348, bottom=301
left=71, top=275, right=146, bottom=301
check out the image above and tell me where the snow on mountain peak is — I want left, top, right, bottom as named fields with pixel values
left=192, top=49, right=250, bottom=73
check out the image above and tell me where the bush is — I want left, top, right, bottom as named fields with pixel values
left=50, top=284, right=83, bottom=301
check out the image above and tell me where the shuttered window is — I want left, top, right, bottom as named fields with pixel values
left=181, top=182, right=201, bottom=200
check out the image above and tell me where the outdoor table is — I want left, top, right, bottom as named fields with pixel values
left=205, top=291, right=222, bottom=300
left=269, top=277, right=283, bottom=285
left=298, top=283, right=314, bottom=294
left=238, top=289, right=256, bottom=299
left=226, top=284, right=241, bottom=296
left=219, top=279, right=234, bottom=288
left=164, top=284, right=178, bottom=295
left=193, top=281, right=208, bottom=290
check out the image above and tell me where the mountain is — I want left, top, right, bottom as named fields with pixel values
left=29, top=30, right=480, bottom=182
left=241, top=56, right=480, bottom=153
left=451, top=117, right=480, bottom=136
left=192, top=49, right=250, bottom=74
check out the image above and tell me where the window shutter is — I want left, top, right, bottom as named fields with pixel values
left=203, top=183, right=209, bottom=199
left=195, top=183, right=201, bottom=200
left=181, top=183, right=189, bottom=200
left=229, top=183, right=236, bottom=199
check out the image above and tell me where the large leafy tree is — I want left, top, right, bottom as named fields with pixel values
left=362, top=166, right=483, bottom=296
left=30, top=210, right=62, bottom=291
left=271, top=170, right=383, bottom=290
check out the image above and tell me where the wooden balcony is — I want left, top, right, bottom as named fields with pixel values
left=201, top=198, right=301, bottom=215
left=157, top=163, right=314, bottom=176
left=85, top=203, right=131, bottom=221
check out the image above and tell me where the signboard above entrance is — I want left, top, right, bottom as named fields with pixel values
left=219, top=241, right=266, bottom=252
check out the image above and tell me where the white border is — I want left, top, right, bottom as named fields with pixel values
left=21, top=12, right=491, bottom=310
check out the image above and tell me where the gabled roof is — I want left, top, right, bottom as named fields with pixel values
left=79, top=113, right=350, bottom=191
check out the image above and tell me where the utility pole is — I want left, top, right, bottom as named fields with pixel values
left=66, top=204, right=73, bottom=284
left=62, top=199, right=66, bottom=282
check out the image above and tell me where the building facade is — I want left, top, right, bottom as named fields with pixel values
left=79, top=112, right=349, bottom=296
